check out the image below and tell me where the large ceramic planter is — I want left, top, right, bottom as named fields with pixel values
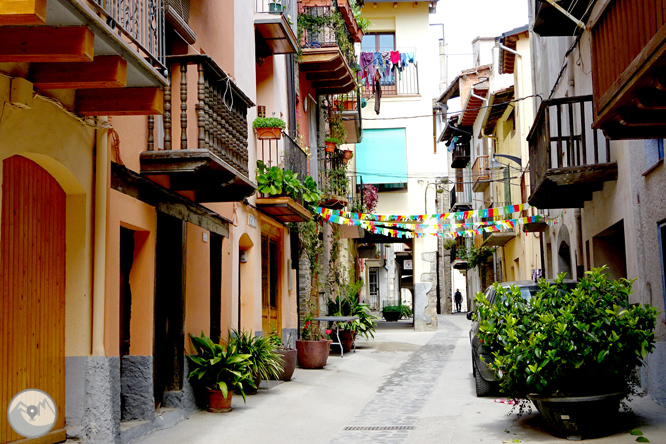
left=383, top=311, right=401, bottom=322
left=296, top=340, right=329, bottom=369
left=528, top=392, right=625, bottom=440
left=276, top=349, right=297, bottom=380
left=208, top=389, right=233, bottom=413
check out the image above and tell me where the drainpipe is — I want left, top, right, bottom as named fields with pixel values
left=92, top=120, right=109, bottom=356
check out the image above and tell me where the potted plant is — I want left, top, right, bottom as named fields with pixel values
left=186, top=332, right=255, bottom=413
left=326, top=279, right=377, bottom=352
left=324, top=137, right=339, bottom=153
left=228, top=328, right=284, bottom=393
left=268, top=331, right=297, bottom=381
left=253, top=115, right=286, bottom=140
left=296, top=303, right=330, bottom=369
left=382, top=305, right=402, bottom=322
left=475, top=268, right=657, bottom=439
left=268, top=0, right=282, bottom=13
left=342, top=149, right=353, bottom=164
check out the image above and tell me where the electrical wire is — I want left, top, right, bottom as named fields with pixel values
left=356, top=93, right=543, bottom=121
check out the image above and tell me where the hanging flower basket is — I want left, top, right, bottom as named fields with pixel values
left=255, top=127, right=283, bottom=140
left=343, top=150, right=353, bottom=160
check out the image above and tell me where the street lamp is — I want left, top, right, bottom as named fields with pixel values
left=489, top=154, right=522, bottom=170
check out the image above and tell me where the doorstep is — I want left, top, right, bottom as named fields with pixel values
left=120, top=407, right=189, bottom=444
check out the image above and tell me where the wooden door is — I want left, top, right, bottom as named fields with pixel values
left=0, top=156, right=67, bottom=443
left=261, top=235, right=280, bottom=336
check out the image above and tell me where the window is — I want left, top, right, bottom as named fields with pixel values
left=368, top=268, right=379, bottom=310
left=362, top=33, right=395, bottom=52
left=644, top=139, right=664, bottom=174
left=356, top=128, right=407, bottom=190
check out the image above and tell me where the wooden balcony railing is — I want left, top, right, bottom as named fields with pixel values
left=471, top=155, right=490, bottom=192
left=590, top=0, right=666, bottom=138
left=527, top=95, right=617, bottom=209
left=451, top=138, right=470, bottom=168
left=140, top=54, right=256, bottom=202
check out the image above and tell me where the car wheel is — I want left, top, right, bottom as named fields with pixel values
left=474, top=362, right=493, bottom=397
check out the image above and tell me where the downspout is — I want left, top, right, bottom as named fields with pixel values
left=92, top=119, right=109, bottom=356
left=575, top=208, right=584, bottom=279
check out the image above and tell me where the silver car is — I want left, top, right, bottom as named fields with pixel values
left=466, top=280, right=577, bottom=396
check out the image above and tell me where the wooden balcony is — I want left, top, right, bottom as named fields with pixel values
left=0, top=0, right=167, bottom=115
left=298, top=0, right=356, bottom=95
left=527, top=96, right=618, bottom=209
left=451, top=138, right=470, bottom=168
left=471, top=155, right=490, bottom=193
left=254, top=0, right=298, bottom=57
left=590, top=0, right=666, bottom=139
left=140, top=55, right=256, bottom=203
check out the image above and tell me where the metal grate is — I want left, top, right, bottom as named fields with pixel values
left=343, top=426, right=415, bottom=431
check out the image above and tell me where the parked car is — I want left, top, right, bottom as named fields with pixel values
left=466, top=280, right=577, bottom=396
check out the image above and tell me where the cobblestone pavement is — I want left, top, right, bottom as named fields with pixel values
left=328, top=318, right=458, bottom=444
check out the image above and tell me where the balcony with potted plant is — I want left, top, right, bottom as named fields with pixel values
left=297, top=0, right=358, bottom=95
left=254, top=0, right=298, bottom=57
left=253, top=115, right=286, bottom=140
left=140, top=55, right=257, bottom=203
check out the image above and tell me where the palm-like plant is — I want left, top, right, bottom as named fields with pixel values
left=228, top=329, right=284, bottom=382
left=187, top=332, right=255, bottom=402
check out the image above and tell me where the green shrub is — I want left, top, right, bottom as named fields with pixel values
left=476, top=267, right=657, bottom=405
left=252, top=116, right=286, bottom=129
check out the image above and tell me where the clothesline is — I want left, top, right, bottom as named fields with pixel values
left=358, top=50, right=417, bottom=89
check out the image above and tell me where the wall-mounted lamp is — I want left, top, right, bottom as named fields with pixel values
left=489, top=154, right=522, bottom=170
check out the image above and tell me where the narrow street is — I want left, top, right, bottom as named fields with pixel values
left=133, top=315, right=666, bottom=444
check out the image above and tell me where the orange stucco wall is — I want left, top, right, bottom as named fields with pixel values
left=184, top=223, right=212, bottom=353
left=188, top=0, right=235, bottom=76
left=105, top=189, right=156, bottom=357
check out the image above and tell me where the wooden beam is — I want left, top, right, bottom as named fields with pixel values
left=0, top=0, right=46, bottom=25
left=77, top=87, right=164, bottom=116
left=0, top=26, right=94, bottom=62
left=31, top=55, right=127, bottom=89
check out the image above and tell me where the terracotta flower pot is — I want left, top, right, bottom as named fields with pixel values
left=276, top=349, right=297, bottom=380
left=256, top=127, right=282, bottom=140
left=208, top=389, right=233, bottom=413
left=296, top=340, right=329, bottom=369
left=325, top=141, right=337, bottom=152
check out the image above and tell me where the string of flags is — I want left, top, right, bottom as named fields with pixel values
left=322, top=202, right=532, bottom=223
left=316, top=203, right=550, bottom=239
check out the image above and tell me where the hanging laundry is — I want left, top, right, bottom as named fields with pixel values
left=407, top=52, right=416, bottom=65
left=373, top=69, right=382, bottom=115
left=381, top=51, right=391, bottom=77
left=400, top=52, right=408, bottom=70
left=360, top=52, right=375, bottom=88
left=373, top=51, right=383, bottom=71
left=390, top=50, right=402, bottom=80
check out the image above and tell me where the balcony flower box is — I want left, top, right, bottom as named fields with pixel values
left=253, top=116, right=286, bottom=140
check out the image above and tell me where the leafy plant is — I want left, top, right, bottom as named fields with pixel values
left=325, top=136, right=340, bottom=144
left=400, top=305, right=413, bottom=318
left=476, top=268, right=657, bottom=409
left=252, top=116, right=286, bottom=129
left=362, top=184, right=379, bottom=212
left=256, top=160, right=321, bottom=207
left=187, top=332, right=255, bottom=402
left=256, top=161, right=285, bottom=196
left=442, top=238, right=457, bottom=250
left=326, top=279, right=377, bottom=340
left=301, top=301, right=325, bottom=340
left=383, top=305, right=402, bottom=313
left=228, top=329, right=284, bottom=382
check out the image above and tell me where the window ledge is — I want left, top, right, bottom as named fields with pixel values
left=642, top=158, right=664, bottom=177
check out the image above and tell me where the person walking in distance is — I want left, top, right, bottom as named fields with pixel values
left=454, top=289, right=463, bottom=313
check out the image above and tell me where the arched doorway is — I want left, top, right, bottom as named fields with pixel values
left=557, top=225, right=573, bottom=279
left=0, top=156, right=67, bottom=442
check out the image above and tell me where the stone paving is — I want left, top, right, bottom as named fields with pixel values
left=328, top=319, right=457, bottom=443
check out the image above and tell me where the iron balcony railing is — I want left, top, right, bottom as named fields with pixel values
left=146, top=54, right=252, bottom=177
left=298, top=1, right=357, bottom=68
left=90, top=0, right=166, bottom=71
left=361, top=61, right=419, bottom=97
left=257, top=134, right=309, bottom=204
left=528, top=95, right=611, bottom=193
